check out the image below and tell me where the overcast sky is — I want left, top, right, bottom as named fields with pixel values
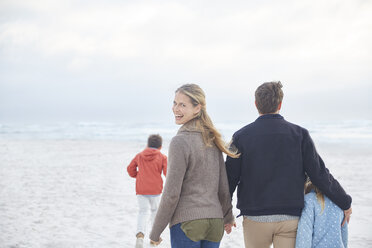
left=0, top=0, right=371, bottom=124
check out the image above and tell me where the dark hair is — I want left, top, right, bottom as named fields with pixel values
left=255, top=81, right=284, bottom=114
left=147, top=134, right=162, bottom=148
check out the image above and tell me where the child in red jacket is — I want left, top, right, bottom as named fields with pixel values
left=127, top=134, right=167, bottom=248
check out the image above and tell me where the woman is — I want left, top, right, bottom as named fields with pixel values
left=149, top=84, right=238, bottom=247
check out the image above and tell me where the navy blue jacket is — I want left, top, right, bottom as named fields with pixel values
left=225, top=114, right=352, bottom=216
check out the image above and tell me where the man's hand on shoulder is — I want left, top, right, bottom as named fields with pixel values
left=342, top=207, right=352, bottom=226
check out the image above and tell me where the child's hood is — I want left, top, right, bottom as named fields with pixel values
left=140, top=147, right=161, bottom=161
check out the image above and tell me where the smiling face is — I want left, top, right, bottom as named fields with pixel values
left=172, top=91, right=201, bottom=125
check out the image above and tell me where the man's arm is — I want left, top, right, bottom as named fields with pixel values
left=302, top=129, right=352, bottom=211
left=225, top=137, right=242, bottom=198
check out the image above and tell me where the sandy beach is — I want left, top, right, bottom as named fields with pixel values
left=0, top=139, right=371, bottom=248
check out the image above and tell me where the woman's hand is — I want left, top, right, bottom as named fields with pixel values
left=150, top=237, right=162, bottom=246
left=224, top=221, right=236, bottom=234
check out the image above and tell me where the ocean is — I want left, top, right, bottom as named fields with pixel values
left=1, top=120, right=372, bottom=144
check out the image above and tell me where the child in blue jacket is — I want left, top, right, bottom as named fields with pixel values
left=295, top=179, right=348, bottom=248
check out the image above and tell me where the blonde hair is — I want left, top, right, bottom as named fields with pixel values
left=176, top=84, right=239, bottom=158
left=305, top=179, right=325, bottom=213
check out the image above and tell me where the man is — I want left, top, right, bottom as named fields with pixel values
left=225, top=81, right=352, bottom=248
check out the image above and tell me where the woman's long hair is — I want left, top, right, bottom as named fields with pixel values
left=305, top=179, right=325, bottom=213
left=176, top=84, right=239, bottom=158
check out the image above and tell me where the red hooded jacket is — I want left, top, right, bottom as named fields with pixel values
left=127, top=148, right=167, bottom=195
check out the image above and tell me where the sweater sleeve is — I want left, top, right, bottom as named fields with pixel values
left=225, top=136, right=242, bottom=198
left=295, top=194, right=315, bottom=248
left=162, top=154, right=167, bottom=176
left=218, top=152, right=234, bottom=225
left=126, top=155, right=138, bottom=178
left=149, top=136, right=188, bottom=242
left=302, top=129, right=352, bottom=210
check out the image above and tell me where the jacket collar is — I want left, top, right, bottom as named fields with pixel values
left=178, top=118, right=203, bottom=133
left=256, top=114, right=284, bottom=121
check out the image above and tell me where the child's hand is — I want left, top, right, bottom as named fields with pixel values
left=224, top=221, right=236, bottom=234
left=150, top=237, right=162, bottom=246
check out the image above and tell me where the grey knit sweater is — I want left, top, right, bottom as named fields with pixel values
left=149, top=120, right=234, bottom=242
